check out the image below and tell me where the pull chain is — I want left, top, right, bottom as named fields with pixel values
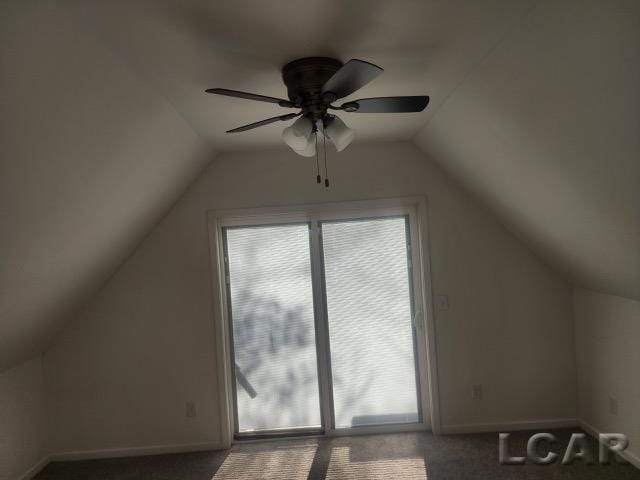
left=314, top=123, right=321, bottom=183
left=322, top=128, right=329, bottom=187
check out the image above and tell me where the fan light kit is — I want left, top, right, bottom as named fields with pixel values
left=206, top=57, right=429, bottom=186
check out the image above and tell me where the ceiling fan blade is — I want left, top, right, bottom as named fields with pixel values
left=345, top=96, right=430, bottom=113
left=206, top=88, right=294, bottom=107
left=321, top=59, right=383, bottom=100
left=226, top=112, right=300, bottom=133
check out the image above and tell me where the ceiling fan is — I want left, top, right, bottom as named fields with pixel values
left=206, top=57, right=429, bottom=186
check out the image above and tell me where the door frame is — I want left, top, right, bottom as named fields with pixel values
left=207, top=196, right=441, bottom=447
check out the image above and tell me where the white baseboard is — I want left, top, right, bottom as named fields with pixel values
left=441, top=418, right=579, bottom=434
left=14, top=442, right=225, bottom=478
left=18, top=455, right=50, bottom=480
left=579, top=419, right=640, bottom=470
left=50, top=441, right=225, bottom=462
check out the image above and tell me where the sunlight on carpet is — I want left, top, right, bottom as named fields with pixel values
left=211, top=445, right=317, bottom=480
left=325, top=446, right=427, bottom=480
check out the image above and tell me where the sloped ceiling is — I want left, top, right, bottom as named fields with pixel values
left=0, top=1, right=213, bottom=371
left=1, top=0, right=638, bottom=370
left=59, top=0, right=640, bottom=299
left=415, top=0, right=640, bottom=299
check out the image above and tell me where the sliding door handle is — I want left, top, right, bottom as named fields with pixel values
left=413, top=311, right=424, bottom=330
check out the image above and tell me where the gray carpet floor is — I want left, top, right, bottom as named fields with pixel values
left=35, top=429, right=640, bottom=479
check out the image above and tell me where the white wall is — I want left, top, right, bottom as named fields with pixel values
left=574, top=288, right=640, bottom=465
left=0, top=357, right=48, bottom=480
left=43, top=142, right=576, bottom=453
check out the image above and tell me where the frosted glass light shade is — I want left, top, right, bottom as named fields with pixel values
left=282, top=116, right=313, bottom=151
left=325, top=116, right=355, bottom=152
left=293, top=132, right=316, bottom=157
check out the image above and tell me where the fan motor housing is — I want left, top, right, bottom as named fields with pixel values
left=282, top=57, right=342, bottom=119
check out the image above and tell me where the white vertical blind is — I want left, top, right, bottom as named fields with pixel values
left=321, top=217, right=419, bottom=427
left=225, top=224, right=321, bottom=432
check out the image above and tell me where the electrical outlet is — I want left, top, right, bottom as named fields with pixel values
left=472, top=384, right=483, bottom=400
left=608, top=396, right=618, bottom=416
left=186, top=401, right=197, bottom=418
left=437, top=294, right=450, bottom=311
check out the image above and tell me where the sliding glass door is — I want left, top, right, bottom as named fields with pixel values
left=223, top=212, right=425, bottom=437
left=321, top=218, right=420, bottom=428
left=225, top=224, right=322, bottom=434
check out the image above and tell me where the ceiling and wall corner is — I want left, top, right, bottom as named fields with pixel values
left=0, top=0, right=637, bottom=374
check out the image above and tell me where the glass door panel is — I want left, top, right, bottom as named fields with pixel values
left=320, top=217, right=420, bottom=428
left=224, top=224, right=322, bottom=434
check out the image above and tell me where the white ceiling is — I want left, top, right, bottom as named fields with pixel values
left=1, top=0, right=638, bottom=370
left=63, top=0, right=536, bottom=150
